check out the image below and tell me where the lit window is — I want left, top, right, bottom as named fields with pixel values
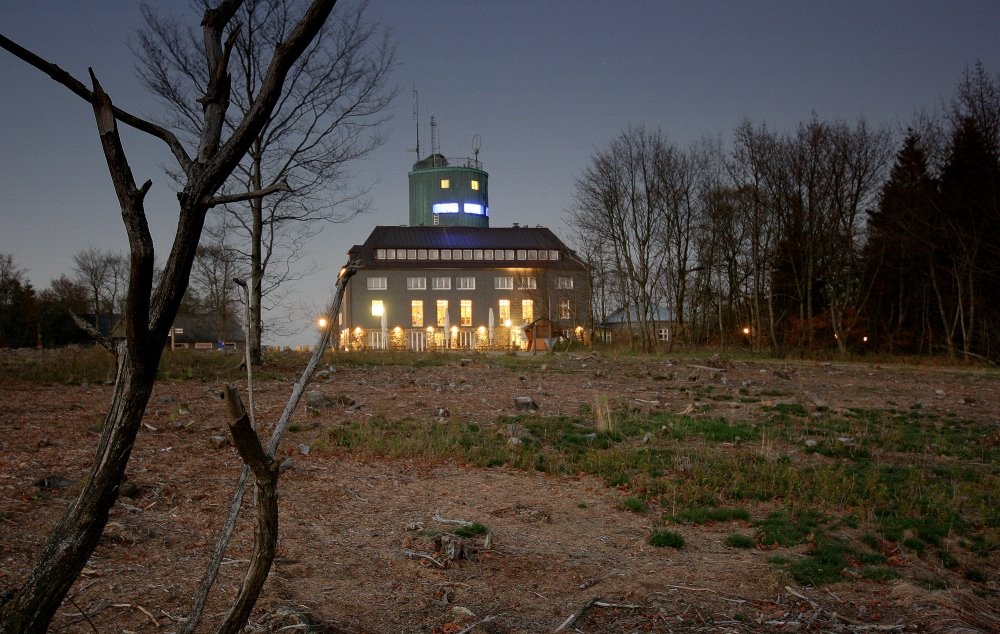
left=411, top=300, right=423, bottom=327
left=428, top=250, right=439, bottom=260
left=436, top=300, right=448, bottom=326
left=516, top=277, right=536, bottom=290
left=521, top=299, right=533, bottom=324
left=433, top=214, right=440, bottom=225
left=560, top=299, right=571, bottom=319
left=527, top=250, right=537, bottom=260
left=386, top=249, right=396, bottom=259
left=495, top=276, right=513, bottom=290
left=463, top=249, right=473, bottom=260
left=376, top=248, right=386, bottom=259
left=432, top=277, right=451, bottom=290
left=371, top=300, right=384, bottom=317
left=471, top=180, right=479, bottom=191
left=456, top=276, right=475, bottom=290
left=505, top=249, right=515, bottom=260
left=473, top=249, right=483, bottom=260
left=516, top=250, right=527, bottom=260
left=484, top=249, right=494, bottom=260
left=556, top=276, right=574, bottom=289
left=498, top=299, right=510, bottom=322
left=397, top=249, right=407, bottom=260
left=407, top=277, right=426, bottom=290
left=367, top=277, right=387, bottom=290
left=407, top=249, right=417, bottom=259
left=440, top=179, right=450, bottom=189
left=418, top=249, right=427, bottom=259
left=658, top=328, right=670, bottom=342
left=538, top=250, right=548, bottom=260
left=433, top=202, right=459, bottom=214
left=464, top=203, right=484, bottom=215
left=550, top=250, right=559, bottom=260
left=460, top=299, right=472, bottom=326
left=441, top=249, right=452, bottom=260
left=452, top=249, right=463, bottom=260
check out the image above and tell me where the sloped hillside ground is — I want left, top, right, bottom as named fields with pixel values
left=1, top=351, right=998, bottom=632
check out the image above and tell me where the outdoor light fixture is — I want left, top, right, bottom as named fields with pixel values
left=742, top=327, right=750, bottom=335
left=354, top=327, right=362, bottom=335
left=317, top=317, right=328, bottom=329
left=504, top=319, right=512, bottom=328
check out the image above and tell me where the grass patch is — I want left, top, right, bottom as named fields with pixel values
left=671, top=507, right=751, bottom=525
left=724, top=533, right=755, bottom=549
left=621, top=497, right=648, bottom=513
left=453, top=522, right=489, bottom=538
left=649, top=530, right=685, bottom=549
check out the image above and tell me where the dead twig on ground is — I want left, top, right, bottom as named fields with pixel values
left=403, top=549, right=446, bottom=568
left=554, top=596, right=599, bottom=632
left=455, top=613, right=501, bottom=634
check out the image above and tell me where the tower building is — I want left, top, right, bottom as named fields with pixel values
left=339, top=130, right=591, bottom=352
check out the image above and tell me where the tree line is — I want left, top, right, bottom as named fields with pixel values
left=571, top=62, right=1000, bottom=359
left=0, top=245, right=241, bottom=348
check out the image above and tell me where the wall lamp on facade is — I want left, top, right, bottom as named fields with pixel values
left=317, top=317, right=329, bottom=329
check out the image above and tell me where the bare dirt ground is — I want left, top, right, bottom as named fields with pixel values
left=1, top=352, right=998, bottom=632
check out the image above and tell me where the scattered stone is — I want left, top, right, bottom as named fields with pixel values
left=306, top=391, right=329, bottom=408
left=935, top=389, right=945, bottom=397
left=34, top=475, right=72, bottom=490
left=209, top=435, right=228, bottom=449
left=279, top=457, right=295, bottom=473
left=773, top=369, right=792, bottom=380
left=298, top=444, right=310, bottom=456
left=514, top=396, right=538, bottom=411
left=333, top=394, right=356, bottom=406
left=508, top=436, right=521, bottom=446
left=405, top=522, right=424, bottom=531
left=837, top=436, right=856, bottom=446
left=804, top=439, right=818, bottom=447
left=436, top=407, right=451, bottom=417
left=642, top=432, right=652, bottom=444
left=459, top=358, right=473, bottom=367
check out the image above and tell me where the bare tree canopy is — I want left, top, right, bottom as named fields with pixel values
left=135, top=0, right=397, bottom=363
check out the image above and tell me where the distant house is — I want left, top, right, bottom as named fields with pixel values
left=338, top=140, right=591, bottom=352
left=596, top=306, right=676, bottom=345
left=110, top=312, right=244, bottom=349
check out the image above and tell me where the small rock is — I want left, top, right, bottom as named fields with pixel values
left=298, top=444, right=310, bottom=456
left=306, top=391, right=329, bottom=408
left=805, top=439, right=818, bottom=447
left=837, top=436, right=855, bottom=446
left=209, top=435, right=228, bottom=449
left=459, top=358, right=472, bottom=367
left=34, top=475, right=72, bottom=490
left=508, top=436, right=522, bottom=446
left=436, top=407, right=450, bottom=417
left=514, top=396, right=539, bottom=411
left=279, top=457, right=295, bottom=473
left=405, top=522, right=423, bottom=531
left=935, top=389, right=945, bottom=397
left=642, top=432, right=652, bottom=444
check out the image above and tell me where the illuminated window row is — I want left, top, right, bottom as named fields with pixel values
left=432, top=202, right=487, bottom=215
left=440, top=179, right=480, bottom=191
left=374, top=275, right=549, bottom=292
left=376, top=248, right=560, bottom=261
left=402, top=299, right=539, bottom=328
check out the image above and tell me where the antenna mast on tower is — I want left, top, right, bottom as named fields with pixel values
left=411, top=84, right=421, bottom=160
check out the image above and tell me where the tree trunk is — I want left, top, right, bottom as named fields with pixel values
left=0, top=347, right=159, bottom=633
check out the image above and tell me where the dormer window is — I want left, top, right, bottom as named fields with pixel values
left=471, top=180, right=480, bottom=191
left=440, top=179, right=450, bottom=189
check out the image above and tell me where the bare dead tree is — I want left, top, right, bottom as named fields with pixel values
left=135, top=0, right=397, bottom=364
left=71, top=247, right=126, bottom=329
left=0, top=2, right=338, bottom=631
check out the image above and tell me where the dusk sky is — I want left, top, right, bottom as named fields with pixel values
left=2, top=1, right=999, bottom=346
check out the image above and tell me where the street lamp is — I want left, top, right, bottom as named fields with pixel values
left=318, top=317, right=329, bottom=329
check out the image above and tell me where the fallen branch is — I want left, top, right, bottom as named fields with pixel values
left=554, top=596, right=599, bottom=632
left=578, top=570, right=619, bottom=589
left=455, top=613, right=501, bottom=634
left=593, top=601, right=640, bottom=609
left=111, top=603, right=158, bottom=627
left=403, top=549, right=445, bottom=568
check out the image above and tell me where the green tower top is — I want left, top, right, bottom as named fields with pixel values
left=408, top=152, right=489, bottom=228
